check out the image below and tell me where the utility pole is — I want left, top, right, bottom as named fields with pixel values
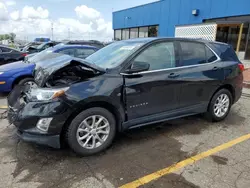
left=68, top=28, right=70, bottom=40
left=51, top=22, right=54, bottom=41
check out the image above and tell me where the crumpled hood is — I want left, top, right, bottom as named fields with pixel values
left=34, top=53, right=105, bottom=87
left=0, top=61, right=34, bottom=72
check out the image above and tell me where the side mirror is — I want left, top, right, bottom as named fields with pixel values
left=124, top=62, right=150, bottom=74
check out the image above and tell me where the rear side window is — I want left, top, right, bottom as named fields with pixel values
left=205, top=46, right=218, bottom=62
left=180, top=42, right=207, bottom=66
left=211, top=43, right=239, bottom=61
left=0, top=47, right=12, bottom=53
left=75, top=48, right=96, bottom=59
left=59, top=48, right=75, bottom=56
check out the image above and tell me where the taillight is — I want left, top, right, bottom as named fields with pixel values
left=238, top=64, right=245, bottom=72
left=22, top=53, right=28, bottom=57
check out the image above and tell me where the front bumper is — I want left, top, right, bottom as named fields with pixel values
left=16, top=130, right=60, bottom=148
left=7, top=86, right=73, bottom=148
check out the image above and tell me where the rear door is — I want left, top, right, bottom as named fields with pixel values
left=124, top=41, right=182, bottom=120
left=176, top=41, right=224, bottom=109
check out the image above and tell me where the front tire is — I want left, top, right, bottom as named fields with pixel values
left=17, top=77, right=36, bottom=88
left=66, top=107, right=116, bottom=156
left=206, top=89, right=232, bottom=122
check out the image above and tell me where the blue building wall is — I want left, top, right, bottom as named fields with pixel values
left=113, top=0, right=250, bottom=37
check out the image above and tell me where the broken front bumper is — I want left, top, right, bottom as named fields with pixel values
left=7, top=86, right=72, bottom=148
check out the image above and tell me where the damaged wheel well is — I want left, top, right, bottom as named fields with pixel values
left=60, top=101, right=124, bottom=146
left=12, top=75, right=33, bottom=88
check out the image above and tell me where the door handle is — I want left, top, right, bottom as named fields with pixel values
left=212, top=67, right=219, bottom=71
left=168, top=73, right=180, bottom=78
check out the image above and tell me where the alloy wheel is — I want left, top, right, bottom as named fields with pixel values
left=76, top=115, right=110, bottom=149
left=24, top=81, right=37, bottom=88
left=213, top=94, right=230, bottom=118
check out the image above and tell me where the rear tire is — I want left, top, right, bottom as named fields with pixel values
left=206, top=89, right=232, bottom=122
left=66, top=107, right=116, bottom=156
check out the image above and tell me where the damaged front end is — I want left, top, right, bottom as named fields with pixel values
left=7, top=54, right=105, bottom=148
left=7, top=84, right=71, bottom=148
left=33, top=53, right=105, bottom=87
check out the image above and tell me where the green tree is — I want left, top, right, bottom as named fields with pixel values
left=3, top=34, right=10, bottom=40
left=9, top=33, right=16, bottom=42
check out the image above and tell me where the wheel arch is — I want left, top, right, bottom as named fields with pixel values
left=208, top=84, right=235, bottom=111
left=61, top=100, right=125, bottom=142
left=12, top=75, right=33, bottom=88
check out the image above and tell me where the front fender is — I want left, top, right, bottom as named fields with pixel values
left=62, top=76, right=125, bottom=128
left=11, top=70, right=33, bottom=79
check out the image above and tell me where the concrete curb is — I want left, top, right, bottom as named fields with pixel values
left=243, top=82, right=250, bottom=89
left=243, top=68, right=250, bottom=88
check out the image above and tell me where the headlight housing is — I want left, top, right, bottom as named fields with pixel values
left=28, top=87, right=69, bottom=101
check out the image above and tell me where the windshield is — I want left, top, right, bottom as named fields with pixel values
left=36, top=43, right=46, bottom=50
left=85, top=40, right=146, bottom=69
left=27, top=47, right=55, bottom=63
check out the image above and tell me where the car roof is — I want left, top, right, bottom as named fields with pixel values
left=122, top=37, right=157, bottom=43
left=121, top=37, right=229, bottom=46
left=51, top=44, right=98, bottom=51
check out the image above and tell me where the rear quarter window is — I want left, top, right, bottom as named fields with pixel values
left=210, top=43, right=239, bottom=62
left=205, top=46, right=218, bottom=62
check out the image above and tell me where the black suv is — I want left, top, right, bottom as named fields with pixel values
left=7, top=38, right=244, bottom=156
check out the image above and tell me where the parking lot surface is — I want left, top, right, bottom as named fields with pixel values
left=0, top=95, right=250, bottom=188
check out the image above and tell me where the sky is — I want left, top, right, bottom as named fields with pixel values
left=0, top=0, right=157, bottom=41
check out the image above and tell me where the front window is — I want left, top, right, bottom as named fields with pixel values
left=132, top=42, right=176, bottom=71
left=85, top=40, right=147, bottom=69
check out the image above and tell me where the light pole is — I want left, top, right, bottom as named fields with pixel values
left=51, top=22, right=54, bottom=41
left=68, top=28, right=70, bottom=40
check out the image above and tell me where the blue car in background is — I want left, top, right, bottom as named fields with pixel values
left=0, top=44, right=98, bottom=92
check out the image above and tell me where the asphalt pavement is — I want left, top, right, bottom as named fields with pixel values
left=0, top=95, right=250, bottom=188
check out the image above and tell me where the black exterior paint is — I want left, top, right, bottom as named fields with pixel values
left=7, top=38, right=243, bottom=148
left=0, top=46, right=26, bottom=65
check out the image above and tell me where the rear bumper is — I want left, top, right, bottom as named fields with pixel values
left=234, top=87, right=242, bottom=104
left=16, top=130, right=60, bottom=148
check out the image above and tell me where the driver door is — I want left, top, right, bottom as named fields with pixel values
left=123, top=41, right=182, bottom=120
